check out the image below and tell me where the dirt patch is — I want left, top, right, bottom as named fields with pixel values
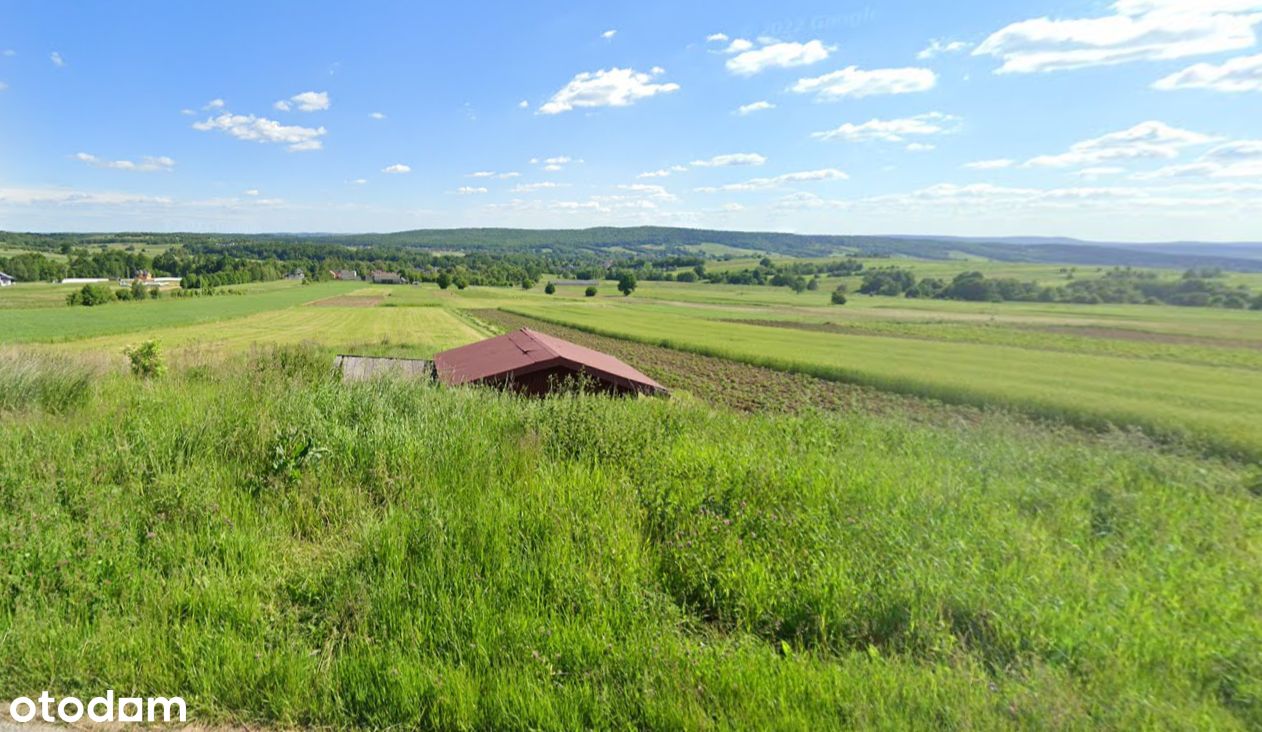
left=309, top=295, right=385, bottom=308
left=472, top=309, right=974, bottom=423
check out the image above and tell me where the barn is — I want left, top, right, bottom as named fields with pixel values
left=433, top=328, right=667, bottom=397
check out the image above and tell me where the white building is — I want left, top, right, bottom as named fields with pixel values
left=0, top=271, right=14, bottom=287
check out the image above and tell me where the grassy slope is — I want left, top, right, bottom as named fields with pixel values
left=0, top=352, right=1258, bottom=729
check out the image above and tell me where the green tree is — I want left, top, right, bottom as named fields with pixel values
left=585, top=286, right=598, bottom=297
left=436, top=272, right=452, bottom=289
left=130, top=279, right=146, bottom=301
left=617, top=272, right=637, bottom=296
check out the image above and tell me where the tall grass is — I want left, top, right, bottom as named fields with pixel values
left=0, top=348, right=1259, bottom=729
left=0, top=349, right=96, bottom=413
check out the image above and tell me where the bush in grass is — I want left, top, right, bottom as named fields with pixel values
left=130, top=279, right=147, bottom=301
left=545, top=282, right=556, bottom=295
left=148, top=286, right=161, bottom=299
left=123, top=340, right=166, bottom=379
left=831, top=289, right=848, bottom=305
left=585, top=286, right=598, bottom=297
left=65, top=282, right=114, bottom=306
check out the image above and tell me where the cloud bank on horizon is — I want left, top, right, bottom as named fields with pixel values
left=1, top=0, right=1260, bottom=241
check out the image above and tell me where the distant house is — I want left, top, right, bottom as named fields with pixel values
left=133, top=270, right=153, bottom=282
left=61, top=277, right=109, bottom=285
left=371, top=270, right=407, bottom=284
left=0, top=271, right=14, bottom=287
left=433, top=328, right=667, bottom=397
left=284, top=270, right=306, bottom=281
left=330, top=269, right=359, bottom=281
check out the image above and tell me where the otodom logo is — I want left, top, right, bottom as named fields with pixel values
left=8, top=691, right=186, bottom=724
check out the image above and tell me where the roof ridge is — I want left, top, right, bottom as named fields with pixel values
left=510, top=327, right=560, bottom=359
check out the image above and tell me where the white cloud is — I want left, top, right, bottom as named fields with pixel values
left=736, top=100, right=776, bottom=115
left=812, top=112, right=959, bottom=143
left=1153, top=52, right=1262, bottom=92
left=1074, top=166, right=1127, bottom=178
left=275, top=90, right=330, bottom=112
left=602, top=29, right=617, bottom=39
left=706, top=33, right=730, bottom=42
left=725, top=38, right=755, bottom=53
left=726, top=40, right=832, bottom=75
left=0, top=186, right=172, bottom=206
left=244, top=188, right=260, bottom=196
left=193, top=112, right=327, bottom=152
left=918, top=39, right=972, bottom=59
left=963, top=158, right=1015, bottom=170
left=617, top=183, right=678, bottom=201
left=906, top=143, right=936, bottom=152
left=456, top=186, right=488, bottom=194
left=791, top=66, right=937, bottom=99
left=512, top=181, right=568, bottom=193
left=2, top=49, right=14, bottom=57
left=382, top=163, right=411, bottom=174
left=696, top=168, right=848, bottom=192
left=74, top=153, right=176, bottom=172
left=0, top=82, right=7, bottom=92
left=468, top=170, right=521, bottom=179
left=1024, top=120, right=1219, bottom=167
left=518, top=99, right=529, bottom=109
left=638, top=165, right=688, bottom=178
left=179, top=108, right=195, bottom=116
left=974, top=1, right=1262, bottom=74
left=538, top=67, right=679, bottom=114
left=370, top=111, right=386, bottom=119
left=204, top=98, right=225, bottom=110
left=350, top=178, right=368, bottom=185
left=691, top=152, right=767, bottom=167
left=50, top=51, right=65, bottom=67
left=1135, top=139, right=1262, bottom=178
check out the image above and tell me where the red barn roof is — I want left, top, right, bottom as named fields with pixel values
left=433, top=328, right=667, bottom=396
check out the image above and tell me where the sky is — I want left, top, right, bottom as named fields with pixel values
left=2, top=0, right=1261, bottom=241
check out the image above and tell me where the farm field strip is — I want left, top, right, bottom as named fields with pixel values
left=43, top=304, right=484, bottom=357
left=502, top=302, right=1262, bottom=457
left=0, top=281, right=363, bottom=344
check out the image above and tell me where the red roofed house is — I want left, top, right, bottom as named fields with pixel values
left=433, top=328, right=667, bottom=397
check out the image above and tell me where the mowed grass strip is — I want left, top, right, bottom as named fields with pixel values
left=504, top=303, right=1262, bottom=457
left=0, top=281, right=361, bottom=344
left=47, top=304, right=485, bottom=358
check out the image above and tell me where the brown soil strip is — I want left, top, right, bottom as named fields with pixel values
left=308, top=295, right=385, bottom=308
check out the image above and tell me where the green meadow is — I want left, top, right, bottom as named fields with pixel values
left=1, top=266, right=1261, bottom=728
left=1, top=350, right=1259, bottom=729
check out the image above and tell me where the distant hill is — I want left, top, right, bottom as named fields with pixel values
left=308, top=227, right=1262, bottom=271
left=6, top=227, right=1262, bottom=272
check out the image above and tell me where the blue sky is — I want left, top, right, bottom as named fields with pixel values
left=2, top=0, right=1261, bottom=240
